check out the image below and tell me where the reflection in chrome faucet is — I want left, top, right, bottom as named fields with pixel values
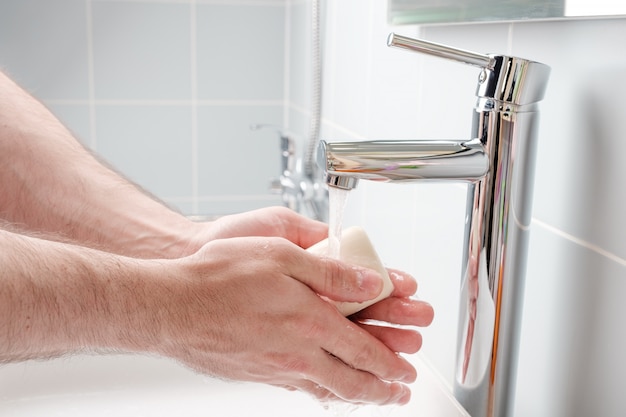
left=317, top=34, right=550, bottom=417
left=461, top=186, right=490, bottom=387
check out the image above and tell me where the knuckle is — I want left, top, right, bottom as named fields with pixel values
left=293, top=313, right=328, bottom=341
left=282, top=354, right=313, bottom=376
left=256, top=237, right=291, bottom=263
left=332, top=372, right=373, bottom=403
left=266, top=350, right=313, bottom=378
left=341, top=381, right=366, bottom=402
left=349, top=341, right=379, bottom=369
left=321, top=257, right=349, bottom=295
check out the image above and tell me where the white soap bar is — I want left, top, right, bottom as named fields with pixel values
left=307, top=226, right=394, bottom=316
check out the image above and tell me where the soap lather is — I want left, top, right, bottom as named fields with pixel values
left=307, top=227, right=394, bottom=316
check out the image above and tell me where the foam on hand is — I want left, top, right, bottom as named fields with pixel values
left=307, top=226, right=394, bottom=316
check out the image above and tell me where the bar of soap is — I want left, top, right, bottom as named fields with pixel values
left=307, top=226, right=394, bottom=316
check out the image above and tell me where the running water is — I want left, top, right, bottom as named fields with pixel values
left=325, top=186, right=349, bottom=417
left=324, top=187, right=397, bottom=417
left=327, top=186, right=349, bottom=259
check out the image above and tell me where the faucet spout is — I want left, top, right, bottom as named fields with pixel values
left=318, top=138, right=489, bottom=189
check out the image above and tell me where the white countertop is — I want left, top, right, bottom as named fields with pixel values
left=0, top=353, right=469, bottom=417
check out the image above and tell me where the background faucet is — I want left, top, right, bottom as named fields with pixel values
left=318, top=33, right=550, bottom=417
left=251, top=124, right=328, bottom=222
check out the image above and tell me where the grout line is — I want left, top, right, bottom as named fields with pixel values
left=507, top=22, right=514, bottom=54
left=288, top=99, right=310, bottom=117
left=533, top=218, right=626, bottom=267
left=319, top=118, right=366, bottom=140
left=364, top=0, right=374, bottom=136
left=85, top=0, right=98, bottom=149
left=282, top=0, right=290, bottom=128
left=190, top=0, right=199, bottom=214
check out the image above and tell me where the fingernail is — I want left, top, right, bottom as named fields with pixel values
left=355, top=268, right=383, bottom=295
left=392, top=357, right=417, bottom=384
left=401, top=368, right=417, bottom=384
left=387, top=384, right=411, bottom=405
left=396, top=386, right=411, bottom=405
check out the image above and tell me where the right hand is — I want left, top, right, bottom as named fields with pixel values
left=146, top=236, right=416, bottom=405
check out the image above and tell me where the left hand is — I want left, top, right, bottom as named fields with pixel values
left=197, top=206, right=328, bottom=249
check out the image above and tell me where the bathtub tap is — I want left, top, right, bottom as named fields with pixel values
left=251, top=124, right=328, bottom=222
left=317, top=33, right=550, bottom=417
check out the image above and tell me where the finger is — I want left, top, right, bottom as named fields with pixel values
left=267, top=349, right=408, bottom=405
left=259, top=206, right=329, bottom=249
left=319, top=320, right=416, bottom=385
left=355, top=323, right=423, bottom=354
left=387, top=269, right=418, bottom=297
left=287, top=211, right=329, bottom=249
left=207, top=207, right=328, bottom=248
left=308, top=349, right=412, bottom=405
left=352, top=297, right=435, bottom=327
left=282, top=245, right=384, bottom=303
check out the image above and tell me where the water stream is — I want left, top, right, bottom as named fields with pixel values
left=324, top=186, right=395, bottom=417
left=327, top=186, right=350, bottom=259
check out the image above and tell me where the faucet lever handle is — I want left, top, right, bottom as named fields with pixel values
left=387, top=33, right=494, bottom=69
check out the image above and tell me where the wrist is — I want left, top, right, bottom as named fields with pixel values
left=88, top=256, right=177, bottom=354
left=82, top=202, right=210, bottom=259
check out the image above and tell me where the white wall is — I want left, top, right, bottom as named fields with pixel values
left=309, top=1, right=626, bottom=416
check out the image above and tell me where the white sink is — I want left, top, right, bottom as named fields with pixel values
left=0, top=353, right=469, bottom=417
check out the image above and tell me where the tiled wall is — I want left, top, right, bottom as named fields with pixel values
left=4, top=1, right=626, bottom=416
left=321, top=1, right=626, bottom=416
left=0, top=0, right=288, bottom=216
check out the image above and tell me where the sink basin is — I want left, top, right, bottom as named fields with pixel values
left=0, top=353, right=468, bottom=416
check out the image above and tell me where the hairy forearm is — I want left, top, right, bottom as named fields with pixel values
left=0, top=71, right=200, bottom=258
left=0, top=227, right=165, bottom=362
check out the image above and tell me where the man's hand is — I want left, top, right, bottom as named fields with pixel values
left=188, top=206, right=329, bottom=252
left=147, top=237, right=417, bottom=405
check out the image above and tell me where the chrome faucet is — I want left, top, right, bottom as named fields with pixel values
left=318, top=34, right=550, bottom=417
left=252, top=124, right=328, bottom=222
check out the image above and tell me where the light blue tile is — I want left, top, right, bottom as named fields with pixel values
left=197, top=196, right=283, bottom=217
left=196, top=4, right=285, bottom=100
left=0, top=0, right=89, bottom=99
left=95, top=104, right=193, bottom=201
left=91, top=1, right=191, bottom=100
left=288, top=1, right=309, bottom=109
left=197, top=105, right=282, bottom=196
left=45, top=102, right=93, bottom=150
left=286, top=107, right=309, bottom=147
left=163, top=199, right=194, bottom=217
